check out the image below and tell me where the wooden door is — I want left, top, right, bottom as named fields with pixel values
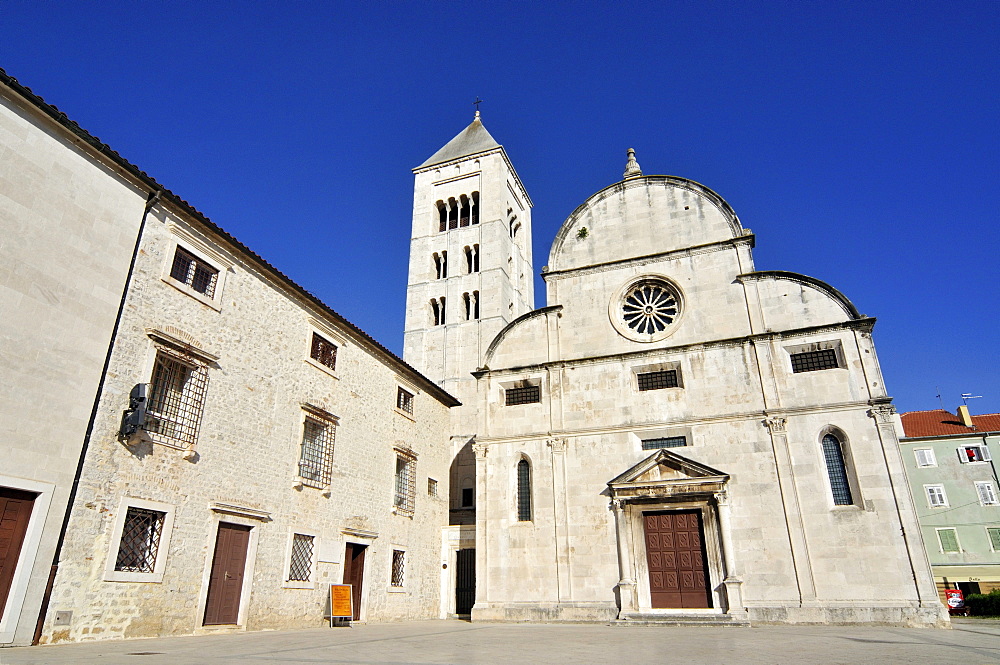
left=643, top=510, right=711, bottom=609
left=204, top=523, right=251, bottom=625
left=0, top=488, right=36, bottom=620
left=343, top=543, right=366, bottom=621
left=455, top=548, right=475, bottom=615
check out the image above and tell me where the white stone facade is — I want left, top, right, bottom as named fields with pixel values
left=466, top=172, right=947, bottom=626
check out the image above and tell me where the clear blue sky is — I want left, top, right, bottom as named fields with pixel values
left=4, top=1, right=997, bottom=415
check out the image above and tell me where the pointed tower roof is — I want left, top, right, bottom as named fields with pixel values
left=416, top=113, right=501, bottom=169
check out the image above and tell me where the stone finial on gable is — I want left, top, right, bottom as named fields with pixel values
left=623, top=148, right=642, bottom=179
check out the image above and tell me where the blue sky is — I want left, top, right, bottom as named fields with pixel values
left=3, top=1, right=998, bottom=415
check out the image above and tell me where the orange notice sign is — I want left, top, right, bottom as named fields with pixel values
left=330, top=584, right=353, bottom=618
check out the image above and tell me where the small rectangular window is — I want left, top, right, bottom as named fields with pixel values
left=988, top=527, right=1000, bottom=551
left=505, top=385, right=540, bottom=406
left=287, top=534, right=315, bottom=582
left=390, top=550, right=405, bottom=587
left=914, top=448, right=936, bottom=468
left=641, top=436, right=687, bottom=450
left=925, top=484, right=948, bottom=507
left=790, top=349, right=840, bottom=373
left=637, top=370, right=679, bottom=391
left=170, top=246, right=219, bottom=297
left=461, top=487, right=474, bottom=508
left=958, top=445, right=991, bottom=463
left=937, top=528, right=960, bottom=553
left=310, top=333, right=337, bottom=370
left=299, top=417, right=335, bottom=487
left=427, top=478, right=438, bottom=496
left=976, top=481, right=999, bottom=506
left=394, top=454, right=416, bottom=513
left=397, top=387, right=414, bottom=415
left=114, top=507, right=166, bottom=573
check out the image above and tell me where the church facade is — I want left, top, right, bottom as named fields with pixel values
left=404, top=121, right=947, bottom=626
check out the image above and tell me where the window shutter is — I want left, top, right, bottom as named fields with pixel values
left=988, top=528, right=1000, bottom=551
left=977, top=482, right=998, bottom=506
left=938, top=529, right=959, bottom=553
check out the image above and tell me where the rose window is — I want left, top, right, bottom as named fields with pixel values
left=621, top=281, right=679, bottom=335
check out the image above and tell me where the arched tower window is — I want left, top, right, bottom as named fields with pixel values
left=433, top=251, right=448, bottom=279
left=448, top=198, right=459, bottom=230
left=473, top=290, right=479, bottom=320
left=464, top=245, right=480, bottom=273
left=431, top=298, right=446, bottom=326
left=471, top=192, right=480, bottom=225
left=516, top=458, right=532, bottom=521
left=459, top=195, right=471, bottom=227
left=822, top=433, right=853, bottom=505
left=462, top=292, right=480, bottom=321
left=436, top=201, right=447, bottom=232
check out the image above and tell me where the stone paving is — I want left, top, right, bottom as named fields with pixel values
left=1, top=619, right=999, bottom=665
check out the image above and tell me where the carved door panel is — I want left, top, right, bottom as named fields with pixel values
left=643, top=509, right=711, bottom=609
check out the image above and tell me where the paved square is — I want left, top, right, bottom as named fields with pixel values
left=2, top=620, right=999, bottom=665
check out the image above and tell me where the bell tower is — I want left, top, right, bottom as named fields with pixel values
left=403, top=112, right=534, bottom=438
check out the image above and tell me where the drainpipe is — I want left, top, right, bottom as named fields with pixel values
left=32, top=189, right=161, bottom=645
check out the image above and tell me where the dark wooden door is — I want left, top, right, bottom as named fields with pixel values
left=455, top=548, right=475, bottom=615
left=204, top=523, right=251, bottom=625
left=0, top=488, right=36, bottom=620
left=643, top=510, right=711, bottom=609
left=343, top=543, right=366, bottom=621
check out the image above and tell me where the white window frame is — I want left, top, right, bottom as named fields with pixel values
left=936, top=527, right=961, bottom=553
left=924, top=484, right=948, bottom=508
left=161, top=223, right=232, bottom=311
left=958, top=444, right=991, bottom=464
left=304, top=318, right=347, bottom=379
left=104, top=496, right=176, bottom=583
left=913, top=448, right=937, bottom=468
left=987, top=526, right=1000, bottom=552
left=388, top=546, right=407, bottom=591
left=975, top=481, right=999, bottom=506
left=283, top=529, right=319, bottom=589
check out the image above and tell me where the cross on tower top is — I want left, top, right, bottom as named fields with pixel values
left=473, top=97, right=483, bottom=119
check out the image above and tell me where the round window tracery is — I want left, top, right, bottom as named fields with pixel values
left=622, top=281, right=679, bottom=334
left=609, top=276, right=684, bottom=343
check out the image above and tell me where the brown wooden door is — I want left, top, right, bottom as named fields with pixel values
left=0, top=488, right=36, bottom=620
left=343, top=543, right=366, bottom=621
left=643, top=510, right=711, bottom=609
left=204, top=523, right=251, bottom=625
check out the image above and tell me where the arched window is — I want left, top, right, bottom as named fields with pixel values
left=822, top=433, right=853, bottom=505
left=433, top=251, right=447, bottom=279
left=516, top=458, right=532, bottom=521
left=463, top=292, right=471, bottom=321
left=448, top=198, right=459, bottom=230
left=471, top=192, right=480, bottom=225
left=431, top=298, right=446, bottom=326
left=464, top=245, right=480, bottom=274
left=459, top=195, right=471, bottom=227
left=472, top=290, right=479, bottom=320
left=436, top=201, right=447, bottom=232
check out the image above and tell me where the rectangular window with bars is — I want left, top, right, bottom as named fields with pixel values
left=391, top=549, right=405, bottom=587
left=637, top=370, right=679, bottom=391
left=505, top=384, right=541, bottom=406
left=170, top=246, right=219, bottom=298
left=641, top=436, right=688, bottom=450
left=287, top=534, right=315, bottom=582
left=299, top=417, right=335, bottom=487
left=310, top=333, right=337, bottom=371
left=394, top=454, right=416, bottom=513
left=114, top=507, right=166, bottom=573
left=427, top=478, right=438, bottom=496
left=145, top=351, right=209, bottom=449
left=790, top=349, right=840, bottom=373
left=397, top=387, right=414, bottom=415
left=937, top=528, right=960, bottom=553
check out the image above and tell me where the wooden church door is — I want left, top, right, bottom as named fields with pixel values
left=643, top=510, right=711, bottom=609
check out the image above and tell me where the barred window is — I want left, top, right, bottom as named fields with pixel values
left=517, top=459, right=532, bottom=521
left=114, top=507, right=165, bottom=573
left=637, top=370, right=679, bottom=391
left=299, top=418, right=335, bottom=487
left=394, top=454, right=416, bottom=513
left=427, top=478, right=438, bottom=496
left=170, top=246, right=218, bottom=298
left=641, top=436, right=687, bottom=450
left=505, top=384, right=540, bottom=406
left=391, top=549, right=405, bottom=587
left=822, top=434, right=854, bottom=506
left=397, top=387, right=414, bottom=415
left=145, top=351, right=209, bottom=448
left=310, top=333, right=337, bottom=370
left=287, top=534, right=315, bottom=582
left=790, top=349, right=839, bottom=373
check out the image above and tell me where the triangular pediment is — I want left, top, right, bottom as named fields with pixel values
left=608, top=449, right=728, bottom=500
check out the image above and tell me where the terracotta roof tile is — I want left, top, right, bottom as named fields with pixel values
left=900, top=409, right=1000, bottom=437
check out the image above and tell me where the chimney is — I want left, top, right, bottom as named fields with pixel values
left=957, top=404, right=975, bottom=428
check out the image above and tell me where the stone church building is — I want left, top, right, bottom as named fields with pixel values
left=0, top=69, right=945, bottom=647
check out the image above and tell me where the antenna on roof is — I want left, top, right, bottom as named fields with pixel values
left=961, top=393, right=983, bottom=406
left=936, top=387, right=945, bottom=411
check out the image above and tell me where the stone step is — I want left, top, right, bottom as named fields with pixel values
left=613, top=613, right=750, bottom=627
